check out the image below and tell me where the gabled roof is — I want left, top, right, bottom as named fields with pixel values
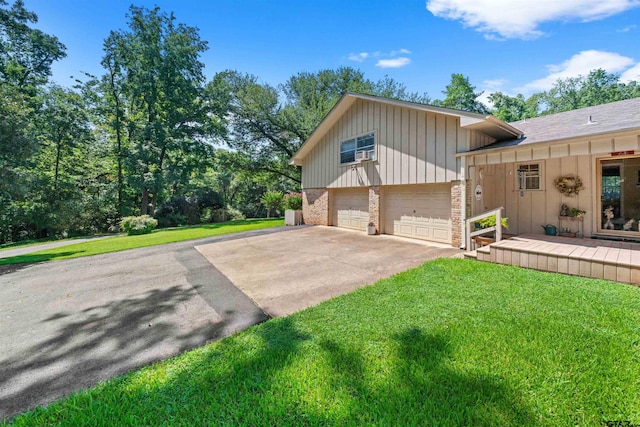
left=290, top=92, right=522, bottom=166
left=470, top=97, right=640, bottom=152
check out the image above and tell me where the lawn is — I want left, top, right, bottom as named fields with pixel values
left=0, top=218, right=283, bottom=265
left=5, top=259, right=640, bottom=426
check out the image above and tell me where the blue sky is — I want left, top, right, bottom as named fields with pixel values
left=26, top=0, right=640, bottom=104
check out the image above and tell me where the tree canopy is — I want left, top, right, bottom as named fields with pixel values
left=0, top=1, right=638, bottom=244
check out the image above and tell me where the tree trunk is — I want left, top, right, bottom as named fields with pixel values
left=54, top=138, right=62, bottom=191
left=140, top=188, right=149, bottom=215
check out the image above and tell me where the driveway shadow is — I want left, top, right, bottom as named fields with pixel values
left=0, top=284, right=262, bottom=419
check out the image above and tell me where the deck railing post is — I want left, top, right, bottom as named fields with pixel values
left=496, top=209, right=502, bottom=242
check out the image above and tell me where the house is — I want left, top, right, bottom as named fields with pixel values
left=290, top=92, right=640, bottom=248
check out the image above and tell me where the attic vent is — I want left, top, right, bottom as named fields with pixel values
left=587, top=115, right=595, bottom=124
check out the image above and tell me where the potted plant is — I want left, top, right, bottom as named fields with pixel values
left=283, top=192, right=303, bottom=225
left=366, top=222, right=377, bottom=235
left=569, top=208, right=586, bottom=219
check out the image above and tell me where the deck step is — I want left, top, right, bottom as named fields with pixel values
left=474, top=233, right=640, bottom=286
left=463, top=250, right=478, bottom=259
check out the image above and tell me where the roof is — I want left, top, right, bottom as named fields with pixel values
left=470, top=97, right=640, bottom=152
left=290, top=92, right=522, bottom=166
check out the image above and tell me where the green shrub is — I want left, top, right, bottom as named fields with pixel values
left=475, top=214, right=509, bottom=230
left=260, top=191, right=284, bottom=218
left=120, top=215, right=158, bottom=236
left=225, top=206, right=246, bottom=221
left=283, top=192, right=303, bottom=210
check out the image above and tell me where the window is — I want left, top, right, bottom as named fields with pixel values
left=517, top=163, right=541, bottom=190
left=340, top=133, right=375, bottom=165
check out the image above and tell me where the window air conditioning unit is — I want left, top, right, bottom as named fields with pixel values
left=355, top=150, right=376, bottom=162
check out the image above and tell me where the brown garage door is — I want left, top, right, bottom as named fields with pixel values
left=331, top=188, right=369, bottom=231
left=383, top=184, right=452, bottom=243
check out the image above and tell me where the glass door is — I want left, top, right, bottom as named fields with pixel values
left=598, top=157, right=640, bottom=235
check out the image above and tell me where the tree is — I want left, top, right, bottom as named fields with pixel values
left=438, top=74, right=488, bottom=114
left=488, top=92, right=528, bottom=122
left=539, top=69, right=639, bottom=115
left=0, top=0, right=66, bottom=90
left=213, top=67, right=433, bottom=188
left=0, top=0, right=67, bottom=242
left=261, top=191, right=284, bottom=218
left=99, top=6, right=220, bottom=216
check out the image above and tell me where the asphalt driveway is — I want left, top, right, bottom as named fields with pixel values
left=196, top=226, right=460, bottom=317
left=0, top=228, right=278, bottom=419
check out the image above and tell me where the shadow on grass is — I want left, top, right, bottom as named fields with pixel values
left=0, top=252, right=81, bottom=270
left=313, top=328, right=535, bottom=425
left=7, top=322, right=537, bottom=425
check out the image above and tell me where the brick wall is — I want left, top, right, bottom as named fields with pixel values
left=368, top=186, right=380, bottom=234
left=302, top=188, right=329, bottom=225
left=450, top=180, right=463, bottom=248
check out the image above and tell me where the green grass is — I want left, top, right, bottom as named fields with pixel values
left=5, top=259, right=639, bottom=426
left=0, top=218, right=283, bottom=265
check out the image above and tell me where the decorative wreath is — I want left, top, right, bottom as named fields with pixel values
left=553, top=175, right=584, bottom=197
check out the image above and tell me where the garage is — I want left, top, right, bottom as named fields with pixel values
left=331, top=188, right=369, bottom=230
left=383, top=184, right=452, bottom=244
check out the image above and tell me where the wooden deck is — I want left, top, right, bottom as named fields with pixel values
left=472, top=234, right=640, bottom=285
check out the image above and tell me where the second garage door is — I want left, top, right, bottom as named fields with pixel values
left=332, top=188, right=369, bottom=230
left=383, top=184, right=452, bottom=244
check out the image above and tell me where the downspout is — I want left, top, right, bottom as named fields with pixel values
left=460, top=155, right=467, bottom=250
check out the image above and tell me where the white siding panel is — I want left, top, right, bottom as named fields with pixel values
left=550, top=145, right=569, bottom=158
left=614, top=135, right=638, bottom=151
left=502, top=151, right=516, bottom=163
left=426, top=112, right=437, bottom=182
left=446, top=116, right=458, bottom=181
left=435, top=114, right=447, bottom=181
left=591, top=138, right=612, bottom=154
left=570, top=141, right=589, bottom=156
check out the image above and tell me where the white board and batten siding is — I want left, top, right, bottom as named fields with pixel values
left=468, top=132, right=640, bottom=237
left=301, top=98, right=472, bottom=189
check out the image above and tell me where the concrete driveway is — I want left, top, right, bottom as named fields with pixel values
left=196, top=226, right=460, bottom=317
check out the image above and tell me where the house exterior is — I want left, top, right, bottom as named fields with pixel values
left=291, top=92, right=640, bottom=248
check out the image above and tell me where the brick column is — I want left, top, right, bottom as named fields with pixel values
left=451, top=181, right=463, bottom=248
left=302, top=189, right=329, bottom=225
left=368, top=186, right=380, bottom=234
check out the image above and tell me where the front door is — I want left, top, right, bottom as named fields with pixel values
left=598, top=157, right=640, bottom=236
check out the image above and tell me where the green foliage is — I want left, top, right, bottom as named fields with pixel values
left=7, top=259, right=640, bottom=425
left=438, top=73, right=488, bottom=114
left=283, top=192, right=303, bottom=210
left=260, top=191, right=284, bottom=218
left=476, top=214, right=509, bottom=230
left=541, top=69, right=640, bottom=115
left=119, top=215, right=158, bottom=235
left=224, top=205, right=246, bottom=221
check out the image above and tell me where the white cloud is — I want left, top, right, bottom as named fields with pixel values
left=376, top=57, right=412, bottom=68
left=519, top=50, right=635, bottom=92
left=620, top=63, right=640, bottom=82
left=348, top=52, right=369, bottom=62
left=348, top=49, right=413, bottom=67
left=426, top=0, right=640, bottom=39
left=390, top=48, right=412, bottom=56
left=617, top=24, right=637, bottom=32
